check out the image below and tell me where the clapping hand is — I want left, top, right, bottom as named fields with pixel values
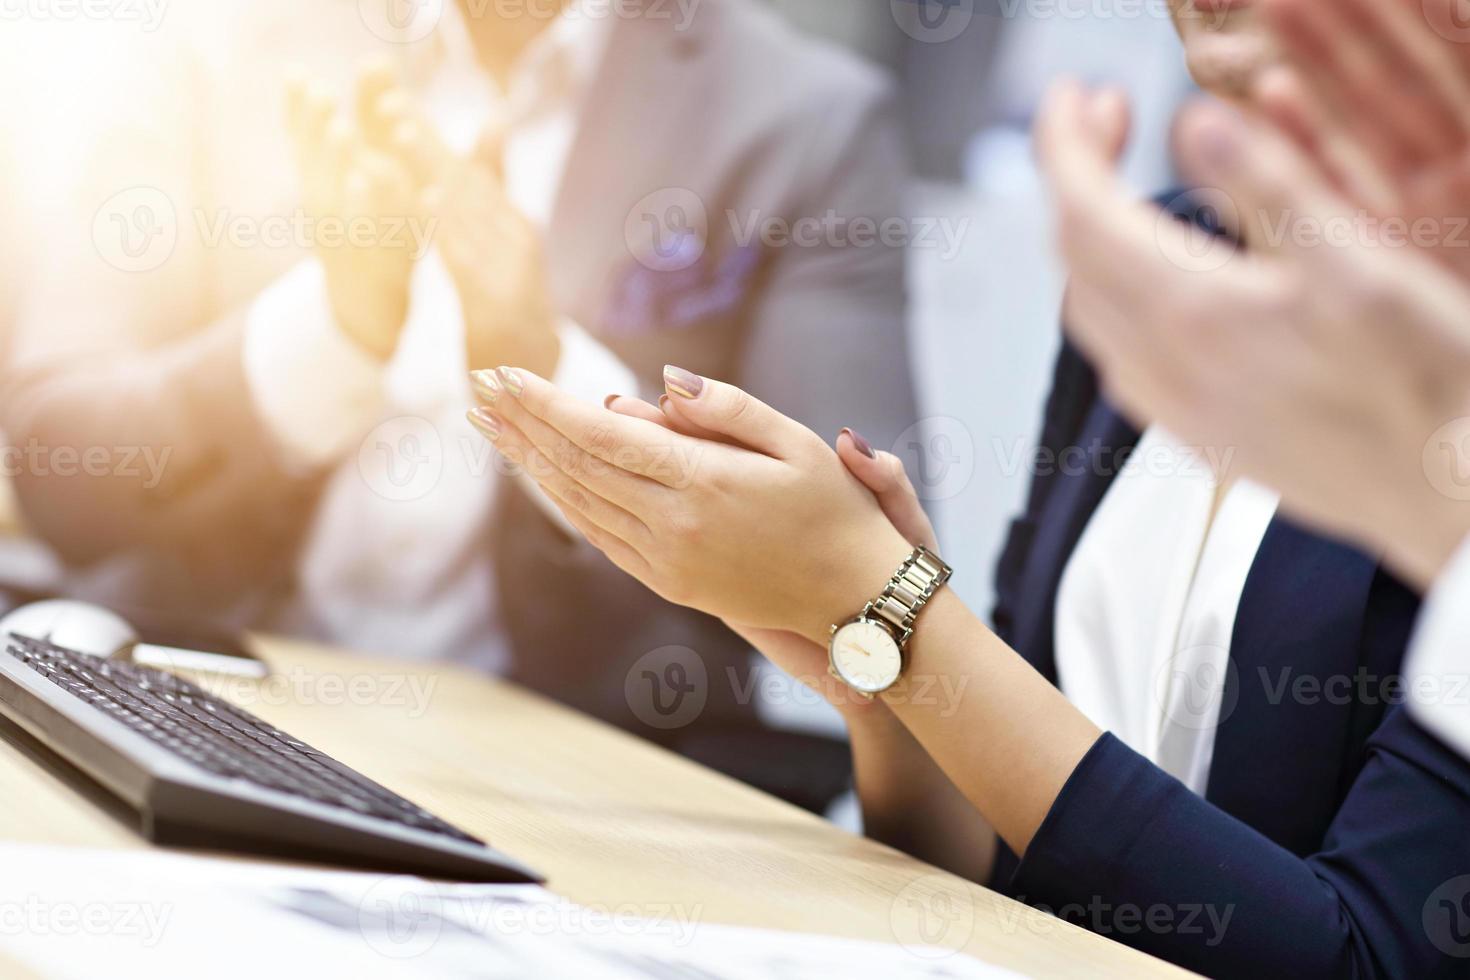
left=1259, top=0, right=1470, bottom=281
left=1035, top=80, right=1470, bottom=588
left=285, top=62, right=429, bottom=359
left=602, top=390, right=940, bottom=714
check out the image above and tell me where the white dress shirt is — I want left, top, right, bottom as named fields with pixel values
left=1054, top=426, right=1280, bottom=795
left=243, top=4, right=635, bottom=669
left=1406, top=536, right=1470, bottom=760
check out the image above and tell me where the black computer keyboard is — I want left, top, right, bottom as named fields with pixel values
left=0, top=634, right=540, bottom=882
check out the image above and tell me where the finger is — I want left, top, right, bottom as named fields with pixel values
left=1263, top=0, right=1456, bottom=173
left=1090, top=85, right=1133, bottom=165
left=835, top=432, right=940, bottom=553
left=495, top=366, right=732, bottom=487
left=343, top=169, right=376, bottom=226
left=1062, top=276, right=1187, bottom=425
left=541, top=482, right=652, bottom=581
left=659, top=366, right=821, bottom=460
left=288, top=80, right=339, bottom=175
left=1253, top=67, right=1327, bottom=164
left=1341, top=0, right=1470, bottom=140
left=481, top=375, right=693, bottom=511
left=468, top=408, right=652, bottom=546
left=657, top=394, right=740, bottom=446
left=1254, top=66, right=1397, bottom=215
left=354, top=59, right=400, bottom=150
left=284, top=71, right=308, bottom=143
left=324, top=116, right=357, bottom=187
left=392, top=117, right=450, bottom=188
left=604, top=394, right=670, bottom=429
left=1035, top=80, right=1176, bottom=312
left=608, top=393, right=741, bottom=446
left=1423, top=0, right=1470, bottom=91
left=1175, top=100, right=1356, bottom=277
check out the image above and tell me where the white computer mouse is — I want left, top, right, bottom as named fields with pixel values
left=0, top=600, right=139, bottom=659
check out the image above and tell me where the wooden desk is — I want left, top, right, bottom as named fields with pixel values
left=0, top=636, right=1192, bottom=978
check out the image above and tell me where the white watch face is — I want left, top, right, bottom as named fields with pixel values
left=830, top=620, right=903, bottom=694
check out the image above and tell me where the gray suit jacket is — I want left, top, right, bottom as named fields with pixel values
left=2, top=0, right=914, bottom=789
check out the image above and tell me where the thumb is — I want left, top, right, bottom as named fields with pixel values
left=661, top=365, right=815, bottom=459
left=1089, top=86, right=1132, bottom=166
left=836, top=430, right=939, bottom=553
left=1175, top=100, right=1349, bottom=272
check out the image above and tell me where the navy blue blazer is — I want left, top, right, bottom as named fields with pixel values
left=986, top=195, right=1470, bottom=977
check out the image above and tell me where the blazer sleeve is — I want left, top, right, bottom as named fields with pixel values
left=2, top=311, right=323, bottom=607
left=1010, top=711, right=1470, bottom=978
left=0, top=46, right=321, bottom=611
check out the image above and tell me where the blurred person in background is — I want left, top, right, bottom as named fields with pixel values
left=0, top=0, right=915, bottom=810
left=1043, top=0, right=1470, bottom=762
left=460, top=0, right=1470, bottom=972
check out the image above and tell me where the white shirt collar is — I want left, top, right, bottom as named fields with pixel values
left=418, top=1, right=612, bottom=154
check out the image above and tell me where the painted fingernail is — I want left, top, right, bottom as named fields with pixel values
left=497, top=366, right=524, bottom=396
left=842, top=428, right=876, bottom=459
left=603, top=393, right=621, bottom=410
left=663, top=365, right=703, bottom=399
left=470, top=369, right=500, bottom=403
left=466, top=408, right=500, bottom=441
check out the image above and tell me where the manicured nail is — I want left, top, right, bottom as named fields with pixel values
left=497, top=366, right=524, bottom=396
left=603, top=393, right=621, bottom=410
left=470, top=369, right=500, bottom=403
left=663, top=365, right=703, bottom=399
left=466, top=408, right=500, bottom=441
left=842, top=428, right=876, bottom=459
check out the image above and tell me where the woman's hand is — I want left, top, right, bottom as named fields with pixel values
left=606, top=391, right=940, bottom=553
left=468, top=366, right=913, bottom=645
left=598, top=392, right=941, bottom=716
left=1259, top=0, right=1470, bottom=282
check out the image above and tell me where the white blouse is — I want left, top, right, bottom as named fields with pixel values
left=1054, top=426, right=1280, bottom=795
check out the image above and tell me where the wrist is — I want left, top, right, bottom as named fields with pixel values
left=802, top=523, right=914, bottom=646
left=1384, top=490, right=1470, bottom=592
left=329, top=285, right=404, bottom=362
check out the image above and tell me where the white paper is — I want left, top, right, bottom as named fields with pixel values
left=0, top=845, right=1023, bottom=979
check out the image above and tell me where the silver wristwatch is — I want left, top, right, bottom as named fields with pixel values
left=828, top=545, right=953, bottom=696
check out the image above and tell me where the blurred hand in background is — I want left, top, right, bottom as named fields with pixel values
left=427, top=133, right=560, bottom=379
left=285, top=63, right=426, bottom=360
left=1037, top=81, right=1470, bottom=590
left=287, top=59, right=558, bottom=377
left=1258, top=0, right=1470, bottom=283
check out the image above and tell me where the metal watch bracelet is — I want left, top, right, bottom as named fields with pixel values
left=864, top=545, right=953, bottom=647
